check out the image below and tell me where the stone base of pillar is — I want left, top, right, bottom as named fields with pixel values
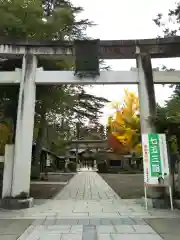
left=142, top=196, right=171, bottom=209
left=152, top=198, right=171, bottom=209
left=146, top=187, right=172, bottom=209
left=0, top=197, right=33, bottom=210
left=2, top=144, right=15, bottom=198
left=2, top=144, right=33, bottom=209
left=152, top=187, right=171, bottom=209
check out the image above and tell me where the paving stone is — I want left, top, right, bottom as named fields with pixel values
left=57, top=212, right=89, bottom=218
left=82, top=225, right=97, bottom=240
left=56, top=172, right=119, bottom=202
left=97, top=233, right=112, bottom=240
left=133, top=225, right=157, bottom=233
left=100, top=219, right=112, bottom=225
left=32, top=219, right=45, bottom=226
left=97, top=225, right=116, bottom=234
left=43, top=218, right=56, bottom=226
left=111, top=219, right=124, bottom=225
left=61, top=234, right=82, bottom=240
left=39, top=233, right=62, bottom=240
left=22, top=230, right=40, bottom=240
left=78, top=219, right=90, bottom=225
left=111, top=234, right=163, bottom=240
left=122, top=218, right=136, bottom=225
left=114, top=225, right=135, bottom=233
left=46, top=225, right=71, bottom=233
left=132, top=218, right=147, bottom=225
left=56, top=219, right=79, bottom=225
left=89, top=219, right=101, bottom=225
left=17, top=225, right=35, bottom=240
left=70, top=226, right=83, bottom=233
left=90, top=213, right=120, bottom=218
left=84, top=225, right=95, bottom=229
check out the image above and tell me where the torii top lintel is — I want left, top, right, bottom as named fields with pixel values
left=0, top=36, right=180, bottom=59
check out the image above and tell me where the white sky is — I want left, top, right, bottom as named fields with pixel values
left=72, top=0, right=179, bottom=124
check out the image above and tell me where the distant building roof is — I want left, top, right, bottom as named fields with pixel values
left=69, top=148, right=85, bottom=153
left=69, top=148, right=98, bottom=154
left=32, top=142, right=60, bottom=159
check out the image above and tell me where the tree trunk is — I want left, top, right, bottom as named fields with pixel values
left=176, top=134, right=180, bottom=193
left=34, top=110, right=46, bottom=167
left=177, top=156, right=180, bottom=194
left=11, top=101, right=18, bottom=144
left=76, top=122, right=80, bottom=164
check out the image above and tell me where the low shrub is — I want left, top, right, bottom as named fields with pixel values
left=97, top=161, right=108, bottom=173
left=67, top=161, right=77, bottom=172
left=5, top=191, right=29, bottom=199
left=31, top=165, right=40, bottom=180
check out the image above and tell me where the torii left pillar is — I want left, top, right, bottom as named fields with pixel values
left=2, top=54, right=37, bottom=200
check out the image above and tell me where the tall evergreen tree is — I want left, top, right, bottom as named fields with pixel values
left=0, top=0, right=108, bottom=165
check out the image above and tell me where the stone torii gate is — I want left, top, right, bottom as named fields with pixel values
left=1, top=37, right=180, bottom=205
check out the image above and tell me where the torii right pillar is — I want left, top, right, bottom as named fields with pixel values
left=136, top=46, right=169, bottom=208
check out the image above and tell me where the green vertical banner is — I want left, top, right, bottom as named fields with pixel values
left=148, top=133, right=162, bottom=177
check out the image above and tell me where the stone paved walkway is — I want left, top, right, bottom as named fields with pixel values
left=0, top=172, right=180, bottom=239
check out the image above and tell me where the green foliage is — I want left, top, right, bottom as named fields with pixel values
left=95, top=151, right=107, bottom=163
left=0, top=0, right=44, bottom=39
left=97, top=161, right=108, bottom=173
left=153, top=4, right=180, bottom=37
left=169, top=136, right=178, bottom=153
left=155, top=97, right=180, bottom=153
left=78, top=122, right=107, bottom=140
left=0, top=0, right=79, bottom=40
left=153, top=4, right=180, bottom=154
left=0, top=0, right=108, bottom=159
left=67, top=161, right=77, bottom=172
left=30, top=165, right=40, bottom=180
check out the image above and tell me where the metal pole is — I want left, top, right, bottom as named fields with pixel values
left=76, top=122, right=79, bottom=167
left=76, top=93, right=80, bottom=169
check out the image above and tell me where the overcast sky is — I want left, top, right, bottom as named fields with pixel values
left=71, top=0, right=179, bottom=124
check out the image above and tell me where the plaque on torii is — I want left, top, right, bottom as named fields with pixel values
left=74, top=39, right=100, bottom=78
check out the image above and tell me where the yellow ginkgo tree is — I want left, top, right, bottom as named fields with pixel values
left=0, top=109, right=13, bottom=156
left=107, top=89, right=142, bottom=155
left=0, top=123, right=11, bottom=155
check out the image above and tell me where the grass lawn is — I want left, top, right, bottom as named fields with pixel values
left=39, top=173, right=75, bottom=182
left=100, top=173, right=144, bottom=199
left=30, top=183, right=65, bottom=199
left=30, top=173, right=75, bottom=199
left=0, top=173, right=75, bottom=199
